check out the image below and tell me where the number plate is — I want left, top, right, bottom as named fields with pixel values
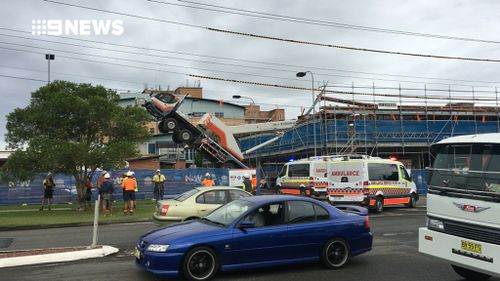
left=133, top=248, right=141, bottom=259
left=461, top=240, right=482, bottom=254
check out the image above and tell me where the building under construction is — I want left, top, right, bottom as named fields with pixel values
left=239, top=84, right=500, bottom=170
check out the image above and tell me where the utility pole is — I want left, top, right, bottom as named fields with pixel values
left=45, top=54, right=55, bottom=84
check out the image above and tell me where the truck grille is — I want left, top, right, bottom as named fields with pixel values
left=437, top=218, right=500, bottom=246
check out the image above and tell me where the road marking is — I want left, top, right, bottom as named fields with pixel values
left=383, top=231, right=414, bottom=237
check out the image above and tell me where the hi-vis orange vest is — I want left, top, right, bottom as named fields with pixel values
left=122, top=177, right=137, bottom=191
left=201, top=179, right=215, bottom=187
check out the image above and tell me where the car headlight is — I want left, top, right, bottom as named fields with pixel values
left=146, top=244, right=169, bottom=252
left=427, top=218, right=444, bottom=231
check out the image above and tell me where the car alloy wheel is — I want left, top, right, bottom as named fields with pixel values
left=183, top=247, right=218, bottom=281
left=322, top=238, right=350, bottom=269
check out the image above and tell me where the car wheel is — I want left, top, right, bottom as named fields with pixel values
left=322, top=238, right=350, bottom=269
left=406, top=193, right=417, bottom=208
left=451, top=265, right=490, bottom=281
left=182, top=247, right=218, bottom=281
left=374, top=196, right=384, bottom=213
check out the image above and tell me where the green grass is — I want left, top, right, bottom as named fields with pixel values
left=0, top=200, right=157, bottom=228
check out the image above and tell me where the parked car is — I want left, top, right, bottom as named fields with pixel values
left=136, top=195, right=372, bottom=281
left=153, top=186, right=252, bottom=221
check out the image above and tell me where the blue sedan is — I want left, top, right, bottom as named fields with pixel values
left=135, top=195, right=372, bottom=280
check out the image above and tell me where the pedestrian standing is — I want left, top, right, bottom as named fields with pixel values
left=122, top=171, right=137, bottom=215
left=201, top=173, right=215, bottom=187
left=242, top=174, right=253, bottom=194
left=40, top=172, right=55, bottom=211
left=100, top=173, right=114, bottom=216
left=96, top=170, right=106, bottom=211
left=85, top=176, right=93, bottom=211
left=251, top=175, right=257, bottom=194
left=153, top=169, right=166, bottom=202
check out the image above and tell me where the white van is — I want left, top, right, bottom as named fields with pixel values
left=276, top=155, right=418, bottom=212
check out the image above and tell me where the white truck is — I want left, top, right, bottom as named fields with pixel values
left=419, top=133, right=500, bottom=280
left=142, top=91, right=292, bottom=168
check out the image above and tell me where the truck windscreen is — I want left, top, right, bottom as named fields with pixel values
left=429, top=143, right=500, bottom=195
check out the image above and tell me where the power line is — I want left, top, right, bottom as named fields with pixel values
left=0, top=73, right=46, bottom=82
left=188, top=74, right=500, bottom=101
left=151, top=0, right=500, bottom=45
left=2, top=27, right=499, bottom=86
left=3, top=39, right=499, bottom=99
left=0, top=64, right=165, bottom=87
left=43, top=1, right=500, bottom=63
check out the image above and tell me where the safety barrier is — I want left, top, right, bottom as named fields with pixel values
left=0, top=168, right=229, bottom=205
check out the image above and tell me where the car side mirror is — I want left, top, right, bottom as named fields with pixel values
left=239, top=221, right=255, bottom=229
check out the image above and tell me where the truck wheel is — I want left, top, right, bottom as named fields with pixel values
left=164, top=118, right=177, bottom=131
left=374, top=196, right=384, bottom=213
left=172, top=131, right=183, bottom=144
left=451, top=265, right=490, bottom=281
left=179, top=129, right=193, bottom=143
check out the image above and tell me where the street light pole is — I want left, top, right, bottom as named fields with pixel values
left=296, top=71, right=317, bottom=156
left=232, top=95, right=256, bottom=123
left=45, top=54, right=55, bottom=84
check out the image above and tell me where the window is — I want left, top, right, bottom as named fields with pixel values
left=229, top=190, right=251, bottom=200
left=196, top=190, right=227, bottom=204
left=191, top=112, right=206, bottom=117
left=242, top=203, right=284, bottom=227
left=368, top=163, right=399, bottom=181
left=214, top=112, right=224, bottom=118
left=288, top=164, right=310, bottom=177
left=429, top=143, right=500, bottom=192
left=287, top=201, right=315, bottom=224
left=314, top=204, right=330, bottom=221
left=399, top=166, right=412, bottom=182
left=278, top=165, right=287, bottom=177
left=174, top=188, right=199, bottom=202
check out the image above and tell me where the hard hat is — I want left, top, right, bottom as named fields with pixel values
left=243, top=174, right=250, bottom=179
left=205, top=173, right=210, bottom=177
left=126, top=171, right=133, bottom=177
left=156, top=169, right=161, bottom=172
left=131, top=171, right=135, bottom=176
left=104, top=173, right=111, bottom=179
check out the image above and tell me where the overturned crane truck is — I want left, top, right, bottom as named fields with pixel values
left=142, top=92, right=292, bottom=169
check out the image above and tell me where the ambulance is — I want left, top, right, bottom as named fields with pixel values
left=276, top=154, right=418, bottom=212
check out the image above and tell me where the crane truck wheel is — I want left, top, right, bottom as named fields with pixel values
left=178, top=129, right=193, bottom=143
left=171, top=131, right=183, bottom=144
left=159, top=118, right=177, bottom=133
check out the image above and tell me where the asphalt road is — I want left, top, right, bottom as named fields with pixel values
left=1, top=206, right=498, bottom=281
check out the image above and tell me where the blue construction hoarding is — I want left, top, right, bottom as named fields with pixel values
left=0, top=168, right=230, bottom=205
left=0, top=168, right=429, bottom=205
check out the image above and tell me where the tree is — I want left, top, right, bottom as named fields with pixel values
left=2, top=81, right=151, bottom=210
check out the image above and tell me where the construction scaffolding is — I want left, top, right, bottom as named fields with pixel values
left=239, top=83, right=500, bottom=169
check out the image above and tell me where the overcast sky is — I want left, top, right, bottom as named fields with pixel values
left=1, top=0, right=500, bottom=149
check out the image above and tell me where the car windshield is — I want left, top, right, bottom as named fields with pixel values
left=173, top=188, right=199, bottom=202
left=204, top=199, right=255, bottom=226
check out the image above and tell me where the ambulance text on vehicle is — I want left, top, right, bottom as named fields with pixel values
left=419, top=133, right=500, bottom=280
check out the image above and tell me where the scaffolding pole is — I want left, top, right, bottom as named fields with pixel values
left=399, top=84, right=405, bottom=155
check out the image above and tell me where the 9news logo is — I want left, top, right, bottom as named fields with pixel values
left=32, top=19, right=124, bottom=36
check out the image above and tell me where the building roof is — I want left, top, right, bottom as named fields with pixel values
left=436, top=133, right=500, bottom=145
